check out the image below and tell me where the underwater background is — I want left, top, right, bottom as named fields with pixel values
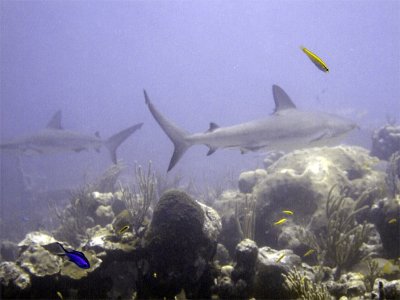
left=1, top=1, right=399, bottom=299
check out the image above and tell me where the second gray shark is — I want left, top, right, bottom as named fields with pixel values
left=0, top=111, right=143, bottom=163
left=144, top=85, right=357, bottom=171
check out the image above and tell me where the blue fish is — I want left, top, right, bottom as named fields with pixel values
left=57, top=242, right=90, bottom=269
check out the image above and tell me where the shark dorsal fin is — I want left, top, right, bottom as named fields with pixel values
left=206, top=122, right=219, bottom=133
left=95, top=131, right=101, bottom=138
left=46, top=110, right=63, bottom=130
left=272, top=85, right=296, bottom=114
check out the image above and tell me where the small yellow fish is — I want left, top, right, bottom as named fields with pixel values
left=118, top=225, right=130, bottom=235
left=301, top=46, right=329, bottom=72
left=388, top=218, right=397, bottom=224
left=276, top=253, right=285, bottom=263
left=274, top=218, right=287, bottom=225
left=56, top=291, right=64, bottom=300
left=282, top=210, right=294, bottom=215
left=381, top=261, right=395, bottom=275
left=303, top=249, right=316, bottom=257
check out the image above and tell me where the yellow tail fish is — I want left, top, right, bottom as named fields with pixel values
left=276, top=253, right=285, bottom=263
left=274, top=218, right=287, bottom=225
left=301, top=46, right=329, bottom=72
left=303, top=249, right=316, bottom=257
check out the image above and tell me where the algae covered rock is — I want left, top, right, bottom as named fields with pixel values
left=374, top=279, right=400, bottom=299
left=370, top=197, right=400, bottom=258
left=253, top=246, right=302, bottom=299
left=18, top=231, right=57, bottom=249
left=231, top=239, right=258, bottom=298
left=95, top=205, right=114, bottom=225
left=338, top=272, right=366, bottom=297
left=197, top=201, right=222, bottom=242
left=0, top=261, right=31, bottom=292
left=238, top=169, right=267, bottom=193
left=140, top=190, right=218, bottom=299
left=86, top=225, right=137, bottom=256
left=252, top=146, right=385, bottom=247
left=18, top=244, right=62, bottom=277
left=371, top=125, right=400, bottom=160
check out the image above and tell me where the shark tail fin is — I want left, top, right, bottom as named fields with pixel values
left=105, top=123, right=143, bottom=164
left=143, top=90, right=191, bottom=172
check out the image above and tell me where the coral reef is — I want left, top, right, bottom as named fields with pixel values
left=120, top=162, right=157, bottom=236
left=253, top=246, right=302, bottom=299
left=238, top=169, right=267, bottom=193
left=52, top=185, right=100, bottom=246
left=370, top=196, right=400, bottom=258
left=304, top=185, right=372, bottom=279
left=371, top=125, right=400, bottom=160
left=283, top=266, right=332, bottom=300
left=251, top=146, right=384, bottom=248
left=0, top=262, right=31, bottom=298
left=231, top=239, right=258, bottom=298
left=139, top=190, right=219, bottom=299
left=386, top=151, right=400, bottom=197
left=2, top=145, right=400, bottom=299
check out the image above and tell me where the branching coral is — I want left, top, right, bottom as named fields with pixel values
left=121, top=161, right=157, bottom=235
left=300, top=185, right=372, bottom=279
left=235, top=194, right=257, bottom=241
left=363, top=257, right=381, bottom=292
left=283, top=267, right=332, bottom=300
left=52, top=184, right=97, bottom=246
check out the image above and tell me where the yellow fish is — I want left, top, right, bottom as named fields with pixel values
left=303, top=249, right=316, bottom=257
left=301, top=46, right=329, bottom=72
left=274, top=218, right=287, bottom=225
left=282, top=210, right=294, bottom=215
left=56, top=291, right=64, bottom=300
left=118, top=225, right=130, bottom=235
left=388, top=218, right=397, bottom=224
left=276, top=253, right=285, bottom=263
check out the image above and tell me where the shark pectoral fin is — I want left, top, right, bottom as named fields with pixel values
left=95, top=147, right=101, bottom=153
left=74, top=148, right=85, bottom=153
left=46, top=111, right=63, bottom=130
left=309, top=131, right=328, bottom=144
left=206, top=146, right=217, bottom=156
left=95, top=131, right=101, bottom=138
left=241, top=145, right=267, bottom=154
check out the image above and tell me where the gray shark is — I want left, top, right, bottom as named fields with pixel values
left=0, top=111, right=143, bottom=164
left=144, top=85, right=357, bottom=171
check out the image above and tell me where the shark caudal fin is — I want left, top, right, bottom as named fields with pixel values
left=144, top=90, right=191, bottom=172
left=105, top=123, right=143, bottom=164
